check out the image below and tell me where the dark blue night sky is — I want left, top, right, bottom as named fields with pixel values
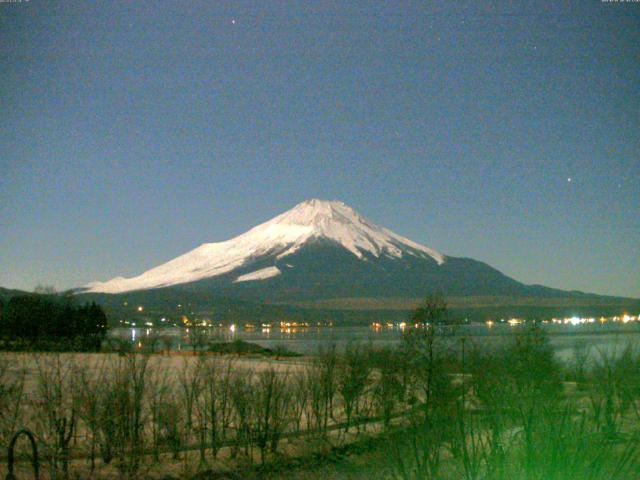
left=1, top=1, right=638, bottom=297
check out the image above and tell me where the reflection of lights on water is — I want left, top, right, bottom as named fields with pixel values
left=114, top=313, right=640, bottom=351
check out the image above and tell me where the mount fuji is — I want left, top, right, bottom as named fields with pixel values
left=85, top=199, right=446, bottom=295
left=82, top=199, right=604, bottom=307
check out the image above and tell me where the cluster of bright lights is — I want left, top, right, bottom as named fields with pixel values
left=548, top=314, right=639, bottom=325
left=120, top=317, right=337, bottom=330
left=493, top=314, right=639, bottom=326
left=550, top=316, right=596, bottom=325
left=367, top=314, right=639, bottom=331
left=371, top=322, right=400, bottom=331
left=122, top=313, right=639, bottom=332
left=370, top=321, right=435, bottom=332
left=615, top=314, right=636, bottom=324
left=279, top=321, right=311, bottom=328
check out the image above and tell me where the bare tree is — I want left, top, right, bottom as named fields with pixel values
left=147, top=358, right=172, bottom=461
left=253, top=368, right=293, bottom=463
left=404, top=294, right=453, bottom=421
left=336, top=343, right=371, bottom=433
left=177, top=356, right=204, bottom=444
left=0, top=356, right=26, bottom=448
left=229, top=369, right=255, bottom=459
left=291, top=369, right=309, bottom=433
left=372, top=348, right=404, bottom=428
left=101, top=353, right=151, bottom=476
left=77, top=358, right=108, bottom=473
left=201, top=357, right=235, bottom=460
left=34, top=354, right=78, bottom=479
left=187, top=327, right=209, bottom=354
left=305, top=364, right=326, bottom=434
left=317, top=345, right=338, bottom=430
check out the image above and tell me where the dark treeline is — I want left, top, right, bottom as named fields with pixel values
left=0, top=293, right=108, bottom=351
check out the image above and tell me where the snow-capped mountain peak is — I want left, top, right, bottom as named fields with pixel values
left=263, top=199, right=444, bottom=262
left=84, top=199, right=444, bottom=293
left=271, top=199, right=366, bottom=227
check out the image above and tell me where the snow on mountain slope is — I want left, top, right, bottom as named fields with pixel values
left=234, top=266, right=281, bottom=283
left=84, top=199, right=445, bottom=294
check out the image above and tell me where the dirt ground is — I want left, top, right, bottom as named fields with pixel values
left=0, top=351, right=309, bottom=394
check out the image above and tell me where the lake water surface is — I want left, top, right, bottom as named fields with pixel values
left=110, top=323, right=640, bottom=364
